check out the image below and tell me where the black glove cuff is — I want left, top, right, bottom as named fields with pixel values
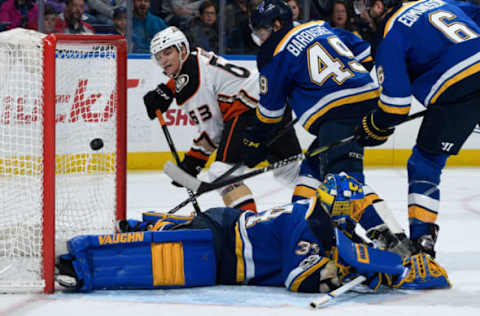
left=362, top=114, right=394, bottom=141
left=181, top=154, right=206, bottom=177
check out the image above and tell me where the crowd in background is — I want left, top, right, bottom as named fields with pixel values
left=1, top=0, right=479, bottom=53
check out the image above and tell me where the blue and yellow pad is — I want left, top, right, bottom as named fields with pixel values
left=335, top=228, right=404, bottom=275
left=393, top=253, right=451, bottom=290
left=142, top=211, right=195, bottom=231
left=66, top=229, right=216, bottom=292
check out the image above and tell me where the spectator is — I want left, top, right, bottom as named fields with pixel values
left=351, top=0, right=377, bottom=44
left=308, top=0, right=332, bottom=20
left=160, top=0, right=202, bottom=30
left=225, top=0, right=260, bottom=54
left=44, top=4, right=61, bottom=33
left=286, top=0, right=302, bottom=25
left=86, top=0, right=127, bottom=25
left=329, top=1, right=355, bottom=30
left=0, top=0, right=38, bottom=30
left=112, top=6, right=126, bottom=36
left=132, top=0, right=167, bottom=53
left=46, top=0, right=97, bottom=24
left=185, top=0, right=219, bottom=52
left=56, top=0, right=96, bottom=34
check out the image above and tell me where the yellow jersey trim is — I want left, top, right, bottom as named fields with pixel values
left=290, top=257, right=330, bottom=292
left=430, top=62, right=480, bottom=104
left=235, top=222, right=245, bottom=283
left=384, top=2, right=420, bottom=38
left=256, top=107, right=283, bottom=124
left=274, top=21, right=325, bottom=56
left=304, top=89, right=380, bottom=131
left=378, top=100, right=411, bottom=115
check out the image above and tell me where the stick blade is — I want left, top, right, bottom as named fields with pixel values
left=163, top=161, right=202, bottom=192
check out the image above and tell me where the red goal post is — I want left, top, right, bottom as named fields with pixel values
left=0, top=29, right=127, bottom=293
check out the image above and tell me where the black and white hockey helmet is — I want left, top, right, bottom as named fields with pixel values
left=150, top=26, right=190, bottom=56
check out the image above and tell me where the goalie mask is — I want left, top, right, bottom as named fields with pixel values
left=150, top=26, right=190, bottom=73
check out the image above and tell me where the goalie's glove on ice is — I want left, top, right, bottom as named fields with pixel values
left=172, top=154, right=206, bottom=187
left=361, top=253, right=451, bottom=291
left=355, top=111, right=395, bottom=147
left=143, top=83, right=174, bottom=119
left=392, top=253, right=451, bottom=290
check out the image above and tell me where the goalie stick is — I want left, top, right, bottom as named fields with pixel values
left=309, top=275, right=367, bottom=308
left=165, top=110, right=428, bottom=214
left=156, top=109, right=202, bottom=215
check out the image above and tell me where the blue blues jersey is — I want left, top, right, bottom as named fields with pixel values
left=231, top=196, right=335, bottom=292
left=375, top=0, right=480, bottom=125
left=256, top=20, right=379, bottom=135
left=448, top=0, right=480, bottom=25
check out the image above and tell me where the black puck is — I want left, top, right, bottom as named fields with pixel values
left=90, top=138, right=104, bottom=151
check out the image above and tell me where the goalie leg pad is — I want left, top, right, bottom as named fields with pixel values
left=60, top=229, right=216, bottom=292
left=392, top=253, right=451, bottom=289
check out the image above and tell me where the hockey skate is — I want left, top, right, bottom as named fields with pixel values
left=367, top=224, right=414, bottom=257
left=411, top=224, right=439, bottom=258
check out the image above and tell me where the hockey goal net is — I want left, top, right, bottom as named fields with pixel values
left=0, top=29, right=126, bottom=293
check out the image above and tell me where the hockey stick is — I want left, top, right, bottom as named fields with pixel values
left=156, top=109, right=202, bottom=215
left=309, top=275, right=367, bottom=308
left=309, top=109, right=428, bottom=157
left=166, top=153, right=303, bottom=213
left=209, top=116, right=300, bottom=185
left=166, top=110, right=427, bottom=213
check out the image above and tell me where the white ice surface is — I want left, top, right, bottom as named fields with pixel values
left=1, top=168, right=480, bottom=316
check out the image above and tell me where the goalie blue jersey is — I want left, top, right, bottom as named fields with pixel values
left=256, top=20, right=379, bottom=135
left=228, top=196, right=335, bottom=292
left=375, top=0, right=480, bottom=124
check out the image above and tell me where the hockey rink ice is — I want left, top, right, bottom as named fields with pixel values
left=1, top=167, right=480, bottom=316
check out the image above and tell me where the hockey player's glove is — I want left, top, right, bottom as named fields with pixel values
left=241, top=137, right=268, bottom=168
left=355, top=112, right=395, bottom=146
left=143, top=83, right=174, bottom=120
left=171, top=154, right=206, bottom=187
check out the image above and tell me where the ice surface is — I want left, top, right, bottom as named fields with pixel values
left=1, top=168, right=480, bottom=316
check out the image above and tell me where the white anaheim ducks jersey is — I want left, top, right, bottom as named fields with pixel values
left=168, top=48, right=259, bottom=161
left=167, top=48, right=259, bottom=162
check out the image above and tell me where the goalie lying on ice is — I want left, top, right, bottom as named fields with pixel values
left=56, top=173, right=450, bottom=293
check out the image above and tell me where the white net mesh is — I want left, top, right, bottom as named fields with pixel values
left=0, top=30, right=123, bottom=292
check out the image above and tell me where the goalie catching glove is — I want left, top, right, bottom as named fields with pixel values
left=355, top=112, right=395, bottom=146
left=143, top=83, right=174, bottom=119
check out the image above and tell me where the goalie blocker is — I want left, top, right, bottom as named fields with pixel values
left=56, top=174, right=450, bottom=293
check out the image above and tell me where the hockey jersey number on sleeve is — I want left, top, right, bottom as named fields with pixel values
left=209, top=56, right=251, bottom=78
